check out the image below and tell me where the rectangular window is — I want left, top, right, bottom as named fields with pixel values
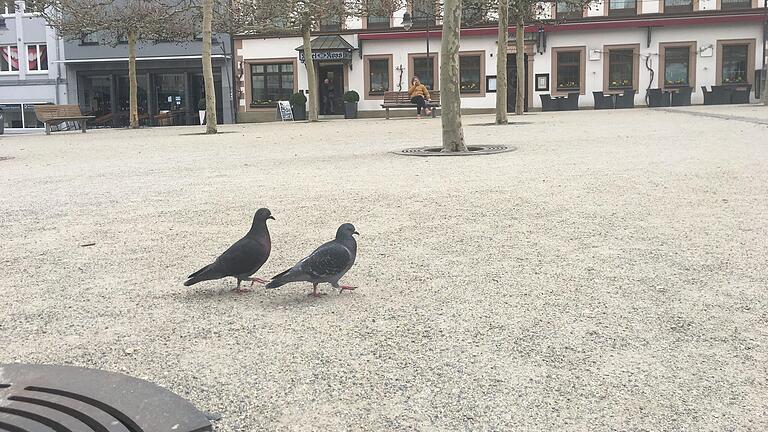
left=156, top=73, right=185, bottom=111
left=0, top=45, right=19, bottom=72
left=80, top=31, right=102, bottom=45
left=320, top=13, right=342, bottom=31
left=412, top=0, right=436, bottom=27
left=721, top=45, right=749, bottom=84
left=608, top=0, right=636, bottom=16
left=23, top=104, right=41, bottom=128
left=412, top=56, right=437, bottom=90
left=462, top=2, right=489, bottom=25
left=368, top=58, right=390, bottom=95
left=1, top=0, right=14, bottom=14
left=367, top=15, right=389, bottom=29
left=608, top=49, right=634, bottom=89
left=556, top=1, right=583, bottom=19
left=720, top=0, right=752, bottom=9
left=250, top=63, right=294, bottom=106
left=366, top=0, right=389, bottom=29
left=24, top=0, right=45, bottom=13
left=664, top=0, right=693, bottom=12
left=664, top=47, right=690, bottom=87
left=556, top=51, right=581, bottom=92
left=319, top=0, right=343, bottom=31
left=27, top=44, right=48, bottom=72
left=0, top=103, right=45, bottom=129
left=81, top=75, right=112, bottom=115
left=459, top=55, right=481, bottom=93
left=0, top=104, right=22, bottom=128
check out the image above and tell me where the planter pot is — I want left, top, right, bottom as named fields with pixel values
left=344, top=101, right=358, bottom=119
left=292, top=103, right=306, bottom=120
left=198, top=110, right=206, bottom=125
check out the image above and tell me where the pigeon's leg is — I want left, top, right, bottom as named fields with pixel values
left=308, top=283, right=326, bottom=297
left=232, top=278, right=251, bottom=293
left=332, top=281, right=357, bottom=293
left=248, top=276, right=269, bottom=287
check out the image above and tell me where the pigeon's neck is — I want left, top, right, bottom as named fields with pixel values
left=337, top=234, right=356, bottom=251
left=247, top=219, right=268, bottom=237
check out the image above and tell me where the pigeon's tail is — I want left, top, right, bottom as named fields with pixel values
left=184, top=264, right=221, bottom=286
left=265, top=268, right=293, bottom=289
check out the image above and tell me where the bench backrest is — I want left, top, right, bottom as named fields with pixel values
left=34, top=104, right=84, bottom=122
left=383, top=91, right=441, bottom=104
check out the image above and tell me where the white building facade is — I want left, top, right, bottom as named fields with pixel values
left=235, top=0, right=766, bottom=122
left=1, top=0, right=67, bottom=130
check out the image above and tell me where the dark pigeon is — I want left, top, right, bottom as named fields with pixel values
left=266, top=223, right=358, bottom=296
left=184, top=208, right=274, bottom=292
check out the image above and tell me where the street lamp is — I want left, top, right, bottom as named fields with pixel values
left=402, top=12, right=413, bottom=30
left=402, top=10, right=433, bottom=90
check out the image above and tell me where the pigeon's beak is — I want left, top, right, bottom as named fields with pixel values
left=353, top=231, right=359, bottom=236
left=268, top=216, right=275, bottom=220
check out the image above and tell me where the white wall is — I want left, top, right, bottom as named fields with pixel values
left=356, top=36, right=497, bottom=111
left=238, top=21, right=763, bottom=113
left=537, top=23, right=763, bottom=107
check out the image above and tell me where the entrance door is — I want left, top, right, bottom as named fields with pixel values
left=318, top=64, right=344, bottom=115
left=507, top=54, right=529, bottom=112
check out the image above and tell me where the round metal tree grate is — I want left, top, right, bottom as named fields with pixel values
left=0, top=363, right=213, bottom=432
left=469, top=122, right=533, bottom=126
left=179, top=131, right=240, bottom=136
left=393, top=145, right=516, bottom=157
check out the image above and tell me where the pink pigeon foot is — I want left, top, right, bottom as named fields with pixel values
left=249, top=277, right=269, bottom=286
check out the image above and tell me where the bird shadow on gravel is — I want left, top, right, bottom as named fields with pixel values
left=175, top=285, right=357, bottom=309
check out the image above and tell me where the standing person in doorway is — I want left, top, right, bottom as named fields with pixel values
left=408, top=76, right=432, bottom=119
left=326, top=78, right=336, bottom=115
left=320, top=78, right=329, bottom=115
left=321, top=78, right=337, bottom=115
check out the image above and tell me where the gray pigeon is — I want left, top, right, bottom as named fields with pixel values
left=184, top=208, right=274, bottom=292
left=266, top=223, right=358, bottom=296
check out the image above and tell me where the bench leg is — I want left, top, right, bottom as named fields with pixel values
left=385, top=108, right=390, bottom=120
left=431, top=106, right=436, bottom=118
left=81, top=120, right=87, bottom=133
left=45, top=123, right=51, bottom=135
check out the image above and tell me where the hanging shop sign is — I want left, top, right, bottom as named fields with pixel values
left=299, top=51, right=352, bottom=63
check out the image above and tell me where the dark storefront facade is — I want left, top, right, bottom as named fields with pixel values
left=62, top=36, right=234, bottom=127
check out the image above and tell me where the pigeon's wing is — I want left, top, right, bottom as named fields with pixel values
left=298, top=241, right=352, bottom=279
left=213, top=236, right=267, bottom=277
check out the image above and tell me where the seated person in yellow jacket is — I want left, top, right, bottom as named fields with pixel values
left=408, top=76, right=432, bottom=118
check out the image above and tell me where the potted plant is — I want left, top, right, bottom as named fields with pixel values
left=197, top=98, right=206, bottom=125
left=343, top=90, right=359, bottom=119
left=289, top=92, right=307, bottom=120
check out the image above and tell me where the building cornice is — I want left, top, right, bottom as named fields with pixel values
left=235, top=9, right=766, bottom=40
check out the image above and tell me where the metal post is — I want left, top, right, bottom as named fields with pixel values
left=762, top=0, right=767, bottom=103
left=426, top=14, right=431, bottom=89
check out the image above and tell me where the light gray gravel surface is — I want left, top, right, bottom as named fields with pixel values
left=1, top=107, right=767, bottom=431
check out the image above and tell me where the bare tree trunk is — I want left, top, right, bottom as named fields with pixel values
left=302, top=26, right=319, bottom=122
left=440, top=0, right=467, bottom=152
left=128, top=30, right=139, bottom=129
left=763, top=67, right=767, bottom=106
left=515, top=20, right=524, bottom=116
left=202, top=0, right=217, bottom=134
left=763, top=77, right=767, bottom=105
left=495, top=0, right=508, bottom=124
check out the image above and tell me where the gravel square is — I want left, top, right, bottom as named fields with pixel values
left=1, top=106, right=767, bottom=431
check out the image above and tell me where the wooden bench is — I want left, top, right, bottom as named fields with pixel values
left=33, top=104, right=95, bottom=135
left=381, top=91, right=441, bottom=119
